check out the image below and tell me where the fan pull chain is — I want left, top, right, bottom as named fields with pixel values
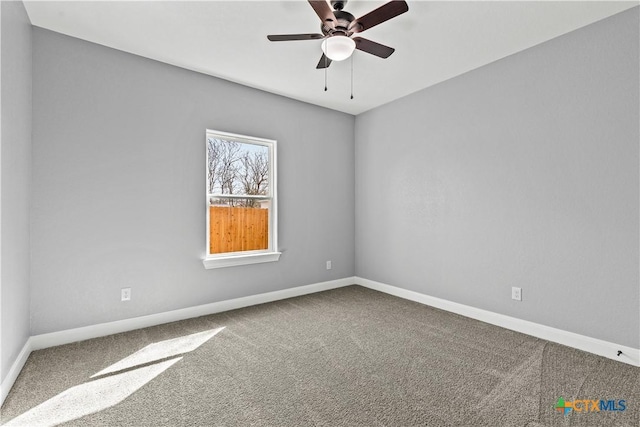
left=350, top=54, right=354, bottom=100
left=324, top=54, right=328, bottom=91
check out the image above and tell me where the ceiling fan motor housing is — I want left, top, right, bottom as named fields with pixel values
left=321, top=10, right=357, bottom=36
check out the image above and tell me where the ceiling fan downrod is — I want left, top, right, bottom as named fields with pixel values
left=330, top=1, right=347, bottom=11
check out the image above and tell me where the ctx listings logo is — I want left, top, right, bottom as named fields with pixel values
left=555, top=397, right=627, bottom=415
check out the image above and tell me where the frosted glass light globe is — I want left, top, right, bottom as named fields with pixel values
left=321, top=36, right=356, bottom=61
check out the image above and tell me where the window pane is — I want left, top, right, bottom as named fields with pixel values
left=207, top=138, right=269, bottom=196
left=209, top=197, right=270, bottom=254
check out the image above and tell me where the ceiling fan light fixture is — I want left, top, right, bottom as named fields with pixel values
left=321, top=36, right=356, bottom=61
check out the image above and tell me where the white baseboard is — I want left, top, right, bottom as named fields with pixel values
left=30, top=277, right=356, bottom=351
left=355, top=277, right=640, bottom=367
left=1, top=337, right=32, bottom=406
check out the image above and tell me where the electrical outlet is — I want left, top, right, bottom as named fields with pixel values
left=326, top=260, right=332, bottom=270
left=511, top=287, right=522, bottom=301
left=121, top=287, right=131, bottom=302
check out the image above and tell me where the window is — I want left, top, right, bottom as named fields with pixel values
left=203, top=130, right=280, bottom=269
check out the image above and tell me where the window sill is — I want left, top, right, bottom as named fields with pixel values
left=202, top=252, right=281, bottom=269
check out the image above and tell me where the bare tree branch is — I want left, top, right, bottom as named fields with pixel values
left=208, top=139, right=269, bottom=208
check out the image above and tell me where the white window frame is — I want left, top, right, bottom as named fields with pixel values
left=203, top=129, right=280, bottom=269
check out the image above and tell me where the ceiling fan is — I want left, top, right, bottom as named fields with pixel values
left=267, top=0, right=409, bottom=69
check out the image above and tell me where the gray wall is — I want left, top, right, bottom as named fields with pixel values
left=355, top=8, right=640, bottom=348
left=1, top=0, right=32, bottom=382
left=31, top=29, right=355, bottom=335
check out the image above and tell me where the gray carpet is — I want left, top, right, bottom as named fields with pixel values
left=1, top=285, right=638, bottom=426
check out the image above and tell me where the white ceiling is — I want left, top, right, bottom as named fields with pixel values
left=24, top=1, right=638, bottom=115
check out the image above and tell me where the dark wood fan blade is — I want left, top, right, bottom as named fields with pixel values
left=353, top=37, right=395, bottom=58
left=316, top=53, right=333, bottom=69
left=308, top=0, right=336, bottom=28
left=267, top=34, right=324, bottom=42
left=349, top=0, right=408, bottom=33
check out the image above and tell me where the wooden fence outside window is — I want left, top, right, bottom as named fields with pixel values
left=209, top=206, right=268, bottom=254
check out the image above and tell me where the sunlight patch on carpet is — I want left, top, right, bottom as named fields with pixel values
left=3, top=357, right=182, bottom=427
left=3, top=327, right=225, bottom=426
left=91, top=327, right=225, bottom=378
